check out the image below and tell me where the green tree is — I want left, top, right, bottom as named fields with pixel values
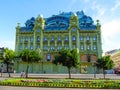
left=53, top=48, right=79, bottom=78
left=3, top=48, right=15, bottom=77
left=18, top=49, right=41, bottom=78
left=96, top=55, right=114, bottom=79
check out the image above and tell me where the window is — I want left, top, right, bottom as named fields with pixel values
left=50, top=46, right=55, bottom=51
left=72, top=36, right=76, bottom=41
left=58, top=36, right=61, bottom=41
left=44, top=37, right=47, bottom=41
left=57, top=46, right=62, bottom=50
left=19, top=45, right=22, bottom=50
left=64, top=45, right=69, bottom=50
left=86, top=36, right=90, bottom=41
left=30, top=45, right=33, bottom=50
left=37, top=36, right=40, bottom=42
left=37, top=45, right=40, bottom=49
left=93, top=45, right=97, bottom=50
left=44, top=46, right=48, bottom=50
left=25, top=37, right=28, bottom=42
left=80, top=45, right=84, bottom=50
left=30, top=36, right=33, bottom=42
left=65, top=36, right=69, bottom=41
left=46, top=54, right=51, bottom=61
left=36, top=29, right=40, bottom=32
left=25, top=45, right=28, bottom=49
left=19, top=36, right=22, bottom=42
left=93, top=36, right=97, bottom=41
left=72, top=45, right=76, bottom=49
left=80, top=36, right=84, bottom=41
left=72, top=28, right=76, bottom=32
left=51, top=36, right=54, bottom=41
left=87, top=45, right=90, bottom=50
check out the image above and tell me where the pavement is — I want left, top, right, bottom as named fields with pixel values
left=0, top=86, right=119, bottom=90
left=1, top=73, right=120, bottom=79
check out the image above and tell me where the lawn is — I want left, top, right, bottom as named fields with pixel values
left=0, top=78, right=120, bottom=89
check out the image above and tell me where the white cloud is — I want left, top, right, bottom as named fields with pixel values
left=101, top=20, right=120, bottom=52
left=111, top=0, right=120, bottom=11
left=0, top=41, right=15, bottom=50
left=91, top=1, right=106, bottom=21
left=84, top=0, right=89, bottom=3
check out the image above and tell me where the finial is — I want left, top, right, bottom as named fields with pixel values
left=17, top=23, right=20, bottom=26
left=73, top=13, right=77, bottom=16
left=96, top=20, right=99, bottom=23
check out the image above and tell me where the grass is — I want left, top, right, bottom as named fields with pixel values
left=0, top=78, right=120, bottom=89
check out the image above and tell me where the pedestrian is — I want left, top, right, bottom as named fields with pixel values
left=20, top=71, right=24, bottom=78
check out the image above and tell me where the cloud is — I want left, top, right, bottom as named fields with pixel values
left=101, top=20, right=120, bottom=52
left=91, top=1, right=106, bottom=20
left=84, top=0, right=89, bottom=3
left=111, top=0, right=120, bottom=11
left=67, top=0, right=77, bottom=10
left=0, top=41, right=15, bottom=50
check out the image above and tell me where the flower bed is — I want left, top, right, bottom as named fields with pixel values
left=0, top=78, right=120, bottom=89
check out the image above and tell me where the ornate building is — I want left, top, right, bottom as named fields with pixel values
left=15, top=11, right=102, bottom=74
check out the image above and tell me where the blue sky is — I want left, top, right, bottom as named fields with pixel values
left=0, top=0, right=120, bottom=52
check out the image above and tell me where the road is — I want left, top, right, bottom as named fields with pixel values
left=0, top=86, right=119, bottom=90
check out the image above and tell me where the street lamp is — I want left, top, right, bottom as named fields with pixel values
left=38, top=49, right=44, bottom=73
left=92, top=63, right=96, bottom=79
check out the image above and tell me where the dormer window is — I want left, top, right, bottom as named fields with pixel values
left=72, top=28, right=76, bottom=32
left=36, top=29, right=40, bottom=32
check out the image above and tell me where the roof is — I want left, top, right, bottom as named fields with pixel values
left=20, top=11, right=96, bottom=32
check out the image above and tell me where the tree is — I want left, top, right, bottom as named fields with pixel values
left=96, top=55, right=114, bottom=79
left=3, top=48, right=15, bottom=77
left=52, top=48, right=79, bottom=78
left=18, top=49, right=41, bottom=78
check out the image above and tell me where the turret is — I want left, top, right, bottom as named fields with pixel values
left=16, top=23, right=20, bottom=33
left=69, top=13, right=79, bottom=27
left=33, top=15, right=45, bottom=30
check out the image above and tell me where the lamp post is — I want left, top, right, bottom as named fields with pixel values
left=38, top=49, right=43, bottom=73
left=92, top=63, right=96, bottom=79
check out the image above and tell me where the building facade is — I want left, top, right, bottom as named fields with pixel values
left=15, top=11, right=102, bottom=74
left=105, top=49, right=120, bottom=68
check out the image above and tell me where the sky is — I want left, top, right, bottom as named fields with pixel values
left=0, top=0, right=120, bottom=52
